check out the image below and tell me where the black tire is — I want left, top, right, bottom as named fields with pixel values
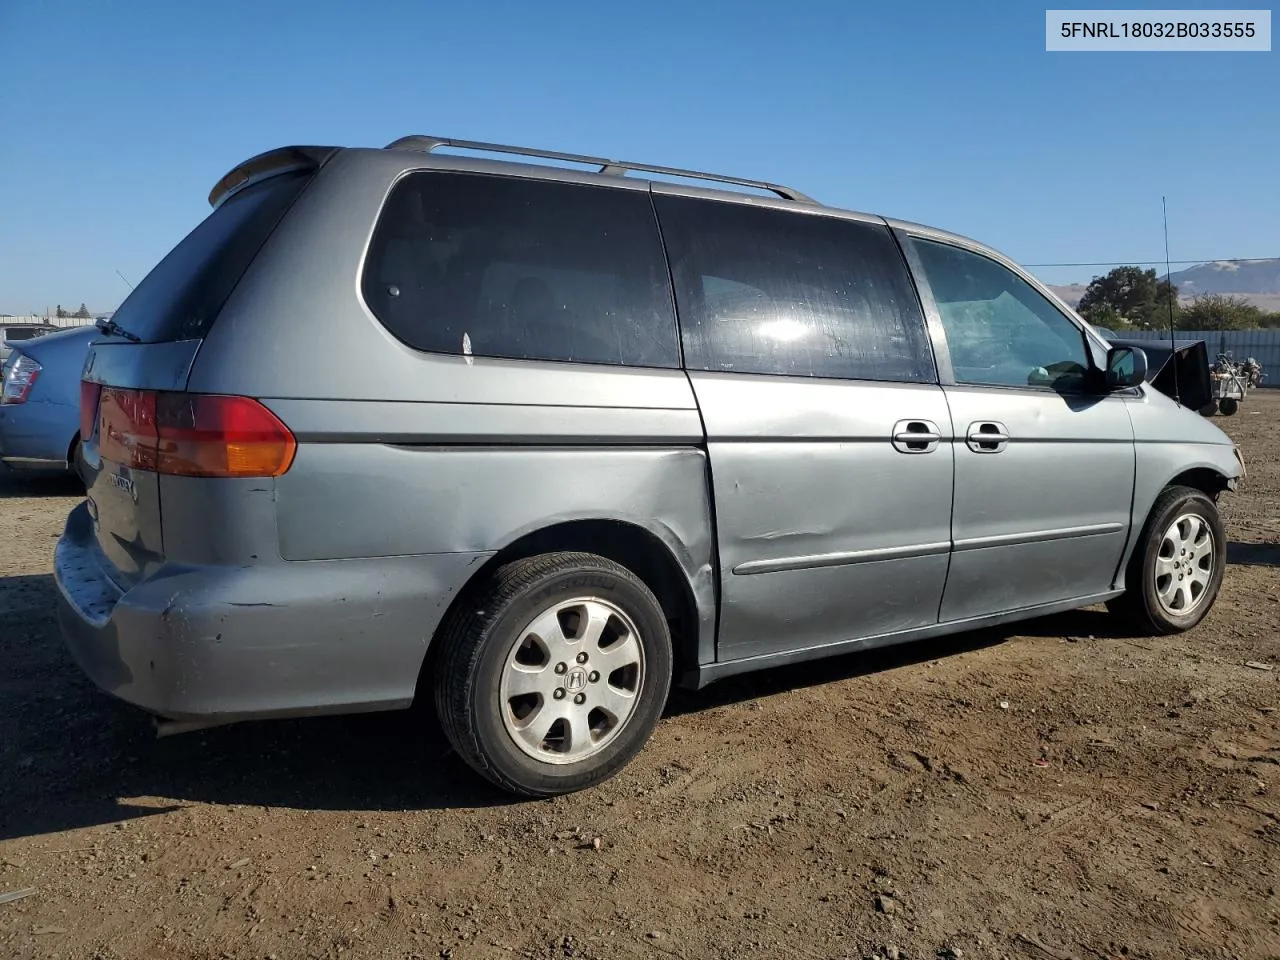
left=433, top=552, right=672, bottom=797
left=1106, top=485, right=1226, bottom=635
left=1219, top=397, right=1239, bottom=416
left=1198, top=401, right=1219, bottom=417
left=66, top=437, right=87, bottom=490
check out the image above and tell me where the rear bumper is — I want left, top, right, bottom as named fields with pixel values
left=55, top=501, right=492, bottom=722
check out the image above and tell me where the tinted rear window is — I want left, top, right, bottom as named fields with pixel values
left=3, top=327, right=48, bottom=342
left=109, top=173, right=311, bottom=343
left=655, top=195, right=935, bottom=383
left=362, top=172, right=680, bottom=368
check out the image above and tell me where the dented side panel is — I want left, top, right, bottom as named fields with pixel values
left=271, top=439, right=718, bottom=667
left=273, top=444, right=709, bottom=561
left=159, top=475, right=282, bottom=566
left=689, top=372, right=955, bottom=661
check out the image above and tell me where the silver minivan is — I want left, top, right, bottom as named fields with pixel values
left=56, top=136, right=1244, bottom=796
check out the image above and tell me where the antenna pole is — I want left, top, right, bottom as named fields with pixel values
left=1162, top=197, right=1180, bottom=406
left=115, top=270, right=135, bottom=291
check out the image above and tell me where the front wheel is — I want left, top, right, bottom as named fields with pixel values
left=1198, top=400, right=1219, bottom=417
left=1107, top=486, right=1226, bottom=634
left=1219, top=397, right=1240, bottom=416
left=433, top=552, right=672, bottom=797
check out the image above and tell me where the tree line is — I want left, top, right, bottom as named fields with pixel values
left=1074, top=266, right=1280, bottom=331
left=54, top=303, right=93, bottom=319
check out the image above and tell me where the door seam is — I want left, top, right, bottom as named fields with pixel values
left=937, top=385, right=958, bottom=624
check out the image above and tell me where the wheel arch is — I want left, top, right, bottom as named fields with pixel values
left=1107, top=475, right=1229, bottom=634
left=414, top=517, right=707, bottom=708
left=1114, top=462, right=1234, bottom=590
left=1166, top=466, right=1233, bottom=501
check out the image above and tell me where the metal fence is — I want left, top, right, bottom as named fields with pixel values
left=1119, top=328, right=1280, bottom=386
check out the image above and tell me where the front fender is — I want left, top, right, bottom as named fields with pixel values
left=1116, top=440, right=1241, bottom=587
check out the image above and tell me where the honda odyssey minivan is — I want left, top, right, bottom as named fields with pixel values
left=56, top=135, right=1244, bottom=796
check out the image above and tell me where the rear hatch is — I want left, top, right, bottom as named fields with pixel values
left=80, top=160, right=320, bottom=588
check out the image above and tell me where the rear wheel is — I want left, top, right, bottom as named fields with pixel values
left=1219, top=397, right=1239, bottom=416
left=433, top=552, right=672, bottom=797
left=66, top=436, right=86, bottom=488
left=1107, top=485, right=1225, bottom=634
left=1198, top=400, right=1219, bottom=417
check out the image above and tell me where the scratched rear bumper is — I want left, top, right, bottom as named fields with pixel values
left=54, top=501, right=492, bottom=722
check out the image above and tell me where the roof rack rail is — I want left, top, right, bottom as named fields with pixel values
left=384, top=135, right=816, bottom=204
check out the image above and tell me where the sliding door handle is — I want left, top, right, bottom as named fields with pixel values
left=892, top=419, right=941, bottom=454
left=966, top=421, right=1010, bottom=453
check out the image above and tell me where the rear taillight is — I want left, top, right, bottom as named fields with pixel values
left=97, top=389, right=295, bottom=478
left=1, top=354, right=42, bottom=404
left=80, top=380, right=102, bottom=441
left=154, top=393, right=297, bottom=477
left=99, top=387, right=158, bottom=470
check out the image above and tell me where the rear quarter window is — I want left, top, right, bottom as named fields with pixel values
left=108, top=172, right=311, bottom=343
left=361, top=172, right=680, bottom=368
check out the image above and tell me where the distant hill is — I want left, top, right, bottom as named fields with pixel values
left=1167, top=259, right=1280, bottom=295
left=1047, top=283, right=1089, bottom=308
left=1046, top=260, right=1280, bottom=313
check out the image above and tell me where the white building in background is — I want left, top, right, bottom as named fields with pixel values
left=0, top=314, right=100, bottom=329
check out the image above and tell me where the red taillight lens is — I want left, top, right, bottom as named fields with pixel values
left=99, top=388, right=159, bottom=470
left=96, top=390, right=295, bottom=478
left=79, top=380, right=102, bottom=441
left=155, top=393, right=296, bottom=478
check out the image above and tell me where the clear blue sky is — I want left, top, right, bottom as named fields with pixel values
left=1, top=0, right=1276, bottom=313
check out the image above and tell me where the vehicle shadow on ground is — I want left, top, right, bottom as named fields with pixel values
left=0, top=574, right=506, bottom=842
left=0, top=468, right=82, bottom=499
left=1228, top=541, right=1280, bottom=567
left=666, top=606, right=1128, bottom=715
left=0, top=570, right=1130, bottom=841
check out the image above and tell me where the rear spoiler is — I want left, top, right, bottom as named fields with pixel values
left=208, top=146, right=339, bottom=208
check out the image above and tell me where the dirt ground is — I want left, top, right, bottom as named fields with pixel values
left=2, top=395, right=1277, bottom=960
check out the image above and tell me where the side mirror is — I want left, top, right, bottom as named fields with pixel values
left=1105, top=345, right=1147, bottom=390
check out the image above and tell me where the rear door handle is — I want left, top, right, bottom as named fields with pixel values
left=966, top=421, right=1010, bottom=453
left=892, top=419, right=941, bottom=454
